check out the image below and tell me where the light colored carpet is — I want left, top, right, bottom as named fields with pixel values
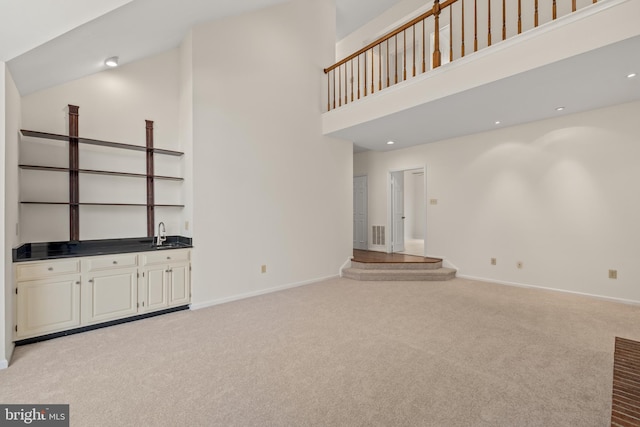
left=1, top=277, right=639, bottom=426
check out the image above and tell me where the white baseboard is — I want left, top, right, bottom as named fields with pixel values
left=339, top=257, right=352, bottom=277
left=458, top=274, right=640, bottom=306
left=190, top=274, right=339, bottom=311
left=0, top=342, right=15, bottom=370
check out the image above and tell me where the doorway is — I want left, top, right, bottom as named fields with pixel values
left=388, top=167, right=426, bottom=256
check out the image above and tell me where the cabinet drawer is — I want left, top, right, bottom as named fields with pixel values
left=16, top=259, right=81, bottom=281
left=142, top=249, right=190, bottom=266
left=84, top=253, right=138, bottom=272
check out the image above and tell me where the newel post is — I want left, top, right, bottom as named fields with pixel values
left=432, top=0, right=442, bottom=69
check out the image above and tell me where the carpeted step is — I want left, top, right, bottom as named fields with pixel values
left=351, top=260, right=442, bottom=270
left=342, top=267, right=456, bottom=281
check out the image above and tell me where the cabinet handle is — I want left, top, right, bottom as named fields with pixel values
left=48, top=267, right=53, bottom=271
left=75, top=281, right=80, bottom=285
left=112, top=260, right=118, bottom=264
left=166, top=256, right=171, bottom=260
left=88, top=279, right=94, bottom=283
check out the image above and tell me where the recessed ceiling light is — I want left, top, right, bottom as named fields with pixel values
left=494, top=121, right=501, bottom=125
left=105, top=56, right=119, bottom=67
left=555, top=106, right=565, bottom=111
left=628, top=73, right=637, bottom=79
left=387, top=141, right=395, bottom=145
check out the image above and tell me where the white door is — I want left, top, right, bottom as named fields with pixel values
left=353, top=176, right=368, bottom=250
left=391, top=171, right=405, bottom=252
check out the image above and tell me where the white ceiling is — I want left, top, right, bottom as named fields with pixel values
left=2, top=0, right=402, bottom=95
left=0, top=0, right=133, bottom=62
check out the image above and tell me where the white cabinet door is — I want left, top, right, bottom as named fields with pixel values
left=82, top=268, right=138, bottom=325
left=139, top=266, right=169, bottom=313
left=16, top=275, right=81, bottom=339
left=168, top=264, right=190, bottom=306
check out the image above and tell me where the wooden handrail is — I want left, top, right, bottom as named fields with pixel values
left=325, top=0, right=458, bottom=74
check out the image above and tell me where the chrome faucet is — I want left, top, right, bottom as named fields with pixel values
left=157, top=221, right=166, bottom=246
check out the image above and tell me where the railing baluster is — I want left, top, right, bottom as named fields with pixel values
left=422, top=19, right=426, bottom=72
left=449, top=7, right=453, bottom=62
left=487, top=0, right=491, bottom=46
left=363, top=52, right=367, bottom=97
left=350, top=60, right=354, bottom=102
left=338, top=65, right=342, bottom=107
left=379, top=44, right=382, bottom=90
left=474, top=0, right=478, bottom=52
left=326, top=73, right=330, bottom=111
left=535, top=0, right=539, bottom=27
left=386, top=40, right=390, bottom=88
left=518, top=0, right=521, bottom=34
left=572, top=0, right=576, bottom=12
left=502, top=0, right=506, bottom=41
left=357, top=54, right=361, bottom=99
left=461, top=0, right=466, bottom=57
left=553, top=0, right=557, bottom=20
left=412, top=25, right=416, bottom=77
left=395, top=36, right=398, bottom=84
left=332, top=70, right=336, bottom=110
left=433, top=0, right=441, bottom=68
left=371, top=48, right=375, bottom=93
left=344, top=64, right=348, bottom=105
left=403, top=30, right=407, bottom=80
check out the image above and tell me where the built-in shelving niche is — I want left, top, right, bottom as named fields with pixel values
left=19, top=105, right=184, bottom=241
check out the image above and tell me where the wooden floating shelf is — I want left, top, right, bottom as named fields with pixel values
left=20, top=129, right=184, bottom=157
left=19, top=165, right=183, bottom=181
left=21, top=202, right=184, bottom=207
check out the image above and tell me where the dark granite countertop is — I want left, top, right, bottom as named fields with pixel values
left=13, top=236, right=193, bottom=262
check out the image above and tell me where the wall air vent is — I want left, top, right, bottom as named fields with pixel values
left=372, top=225, right=385, bottom=245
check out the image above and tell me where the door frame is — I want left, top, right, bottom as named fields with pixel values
left=387, top=165, right=427, bottom=255
left=353, top=175, right=368, bottom=250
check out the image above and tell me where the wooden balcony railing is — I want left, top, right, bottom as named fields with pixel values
left=324, top=0, right=598, bottom=111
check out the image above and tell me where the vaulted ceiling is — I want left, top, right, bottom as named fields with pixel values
left=1, top=0, right=402, bottom=95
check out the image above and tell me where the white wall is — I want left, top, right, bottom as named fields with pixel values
left=190, top=0, right=352, bottom=308
left=0, top=63, right=6, bottom=368
left=178, top=32, right=194, bottom=239
left=3, top=65, right=20, bottom=368
left=355, top=101, right=640, bottom=303
left=19, top=49, right=183, bottom=242
left=336, top=0, right=426, bottom=60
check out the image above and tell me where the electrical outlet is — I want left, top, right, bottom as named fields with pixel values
left=261, top=265, right=267, bottom=274
left=430, top=199, right=438, bottom=205
left=517, top=261, right=523, bottom=269
left=609, top=269, right=617, bottom=279
left=491, top=258, right=497, bottom=265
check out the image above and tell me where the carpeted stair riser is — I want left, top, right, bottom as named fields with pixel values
left=350, top=260, right=442, bottom=270
left=343, top=267, right=456, bottom=281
